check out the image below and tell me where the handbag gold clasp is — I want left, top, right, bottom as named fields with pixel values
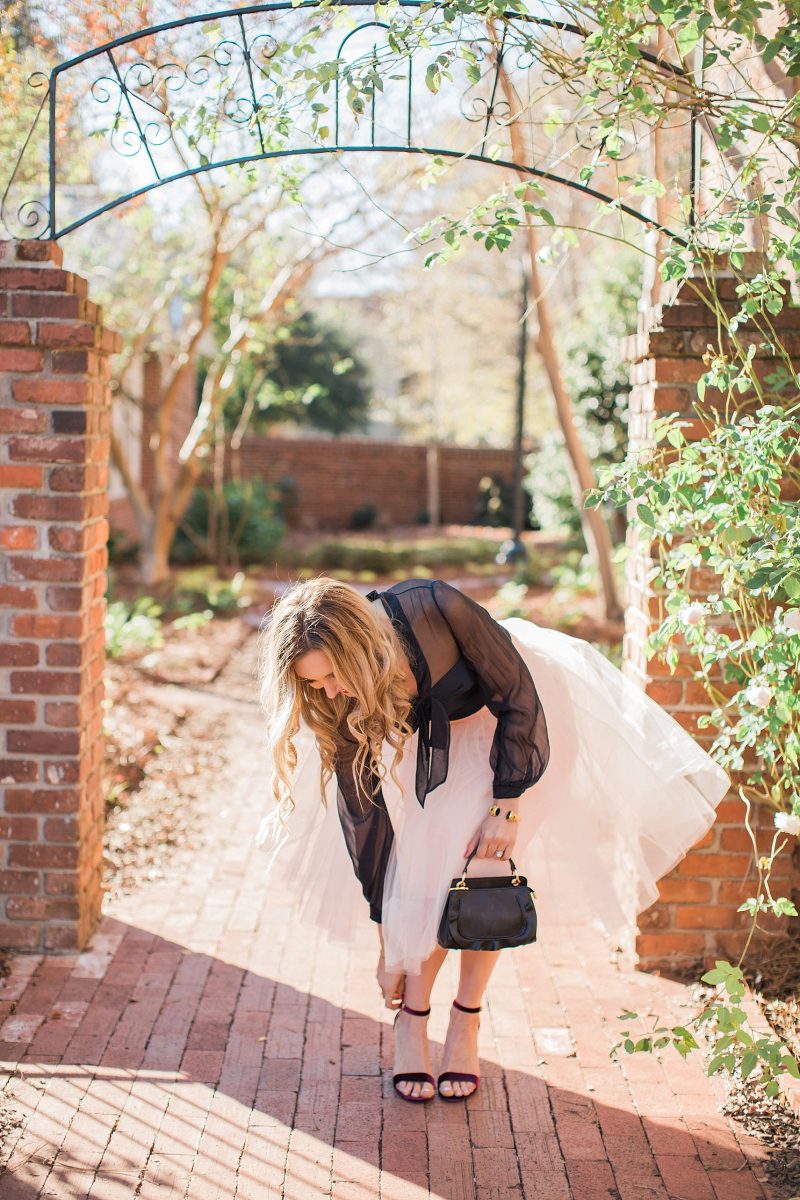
left=451, top=875, right=469, bottom=891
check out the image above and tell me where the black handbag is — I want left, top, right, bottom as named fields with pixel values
left=437, top=847, right=538, bottom=951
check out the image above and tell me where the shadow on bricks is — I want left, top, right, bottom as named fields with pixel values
left=0, top=910, right=775, bottom=1200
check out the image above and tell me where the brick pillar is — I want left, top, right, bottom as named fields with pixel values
left=623, top=255, right=800, bottom=974
left=0, top=239, right=120, bottom=953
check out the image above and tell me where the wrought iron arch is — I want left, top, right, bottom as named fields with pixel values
left=2, top=2, right=697, bottom=242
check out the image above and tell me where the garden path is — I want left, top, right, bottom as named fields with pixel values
left=0, top=636, right=777, bottom=1199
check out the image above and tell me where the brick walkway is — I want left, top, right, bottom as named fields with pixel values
left=0, top=656, right=777, bottom=1198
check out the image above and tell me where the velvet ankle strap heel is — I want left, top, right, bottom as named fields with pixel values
left=392, top=1004, right=435, bottom=1103
left=437, top=999, right=482, bottom=1102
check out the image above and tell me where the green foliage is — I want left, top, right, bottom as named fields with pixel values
left=613, top=962, right=800, bottom=1097
left=347, top=503, right=378, bottom=531
left=511, top=250, right=638, bottom=536
left=172, top=570, right=252, bottom=616
left=474, top=473, right=537, bottom=529
left=104, top=597, right=164, bottom=659
left=279, top=533, right=506, bottom=575
left=493, top=580, right=530, bottom=619
left=587, top=403, right=800, bottom=815
left=218, top=310, right=372, bottom=437
left=170, top=478, right=285, bottom=567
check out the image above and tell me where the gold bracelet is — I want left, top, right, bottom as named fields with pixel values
left=505, top=809, right=519, bottom=822
left=488, top=804, right=501, bottom=817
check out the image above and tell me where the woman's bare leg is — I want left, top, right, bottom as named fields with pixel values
left=393, top=943, right=448, bottom=1099
left=438, top=948, right=500, bottom=1098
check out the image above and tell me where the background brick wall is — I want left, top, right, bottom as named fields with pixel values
left=231, top=435, right=518, bottom=530
left=0, top=240, right=120, bottom=952
left=624, top=257, right=800, bottom=974
left=109, top=425, right=521, bottom=538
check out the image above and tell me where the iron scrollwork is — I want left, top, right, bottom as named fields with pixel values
left=1, top=2, right=695, bottom=242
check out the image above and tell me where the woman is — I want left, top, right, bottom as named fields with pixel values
left=256, top=575, right=731, bottom=1104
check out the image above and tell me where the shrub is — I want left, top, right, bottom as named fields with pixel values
left=173, top=570, right=252, bottom=615
left=170, top=478, right=285, bottom=566
left=292, top=535, right=507, bottom=575
left=473, top=473, right=536, bottom=529
left=107, top=528, right=140, bottom=566
left=105, top=597, right=164, bottom=659
left=348, top=503, right=378, bottom=531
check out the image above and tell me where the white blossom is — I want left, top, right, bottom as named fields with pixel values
left=745, top=683, right=773, bottom=708
left=679, top=602, right=706, bottom=627
left=782, top=609, right=800, bottom=635
left=774, top=812, right=800, bottom=836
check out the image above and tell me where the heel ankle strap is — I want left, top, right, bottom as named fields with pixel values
left=453, top=999, right=482, bottom=1013
left=401, top=1004, right=431, bottom=1017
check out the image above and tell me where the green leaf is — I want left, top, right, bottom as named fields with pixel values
left=777, top=206, right=800, bottom=230
left=425, top=63, right=441, bottom=94
left=637, top=503, right=656, bottom=527
left=741, top=1051, right=759, bottom=1079
left=677, top=20, right=700, bottom=56
left=762, top=39, right=783, bottom=65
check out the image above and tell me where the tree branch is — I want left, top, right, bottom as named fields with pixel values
left=489, top=20, right=623, bottom=620
left=110, top=420, right=152, bottom=530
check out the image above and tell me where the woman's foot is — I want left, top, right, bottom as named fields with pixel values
left=392, top=1005, right=435, bottom=1101
left=438, top=1000, right=481, bottom=1099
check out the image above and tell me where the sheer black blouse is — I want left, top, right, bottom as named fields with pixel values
left=334, top=578, right=550, bottom=922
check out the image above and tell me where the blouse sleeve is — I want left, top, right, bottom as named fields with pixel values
left=334, top=722, right=393, bottom=923
left=431, top=578, right=550, bottom=798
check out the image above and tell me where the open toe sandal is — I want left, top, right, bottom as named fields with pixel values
left=437, top=999, right=481, bottom=1102
left=392, top=1004, right=435, bottom=1103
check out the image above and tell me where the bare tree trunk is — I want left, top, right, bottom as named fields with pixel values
left=492, top=39, right=624, bottom=620
left=140, top=516, right=173, bottom=586
left=230, top=373, right=264, bottom=483
left=214, top=410, right=230, bottom=576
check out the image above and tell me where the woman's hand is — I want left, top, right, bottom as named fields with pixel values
left=376, top=950, right=405, bottom=1010
left=465, top=812, right=519, bottom=861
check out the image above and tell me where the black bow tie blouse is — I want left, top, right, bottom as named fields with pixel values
left=333, top=577, right=550, bottom=923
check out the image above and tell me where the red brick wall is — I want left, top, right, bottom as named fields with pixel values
left=0, top=240, right=120, bottom=952
left=624, top=254, right=800, bottom=973
left=229, top=435, right=517, bottom=529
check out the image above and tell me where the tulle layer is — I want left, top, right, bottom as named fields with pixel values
left=255, top=617, right=731, bottom=973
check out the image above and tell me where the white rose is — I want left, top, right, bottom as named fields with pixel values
left=680, top=602, right=706, bottom=627
left=782, top=610, right=800, bottom=634
left=745, top=684, right=773, bottom=707
left=774, top=812, right=800, bottom=836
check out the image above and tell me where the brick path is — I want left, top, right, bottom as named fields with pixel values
left=0, top=650, right=777, bottom=1198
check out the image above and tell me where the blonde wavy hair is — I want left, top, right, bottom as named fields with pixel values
left=257, top=576, right=416, bottom=822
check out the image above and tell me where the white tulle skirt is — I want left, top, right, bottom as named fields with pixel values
left=255, top=617, right=731, bottom=974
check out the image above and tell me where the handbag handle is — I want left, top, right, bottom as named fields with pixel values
left=454, top=846, right=522, bottom=890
